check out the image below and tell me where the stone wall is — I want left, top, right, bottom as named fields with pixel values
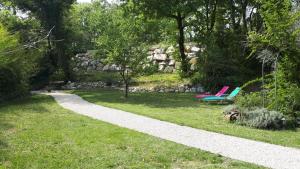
left=62, top=81, right=204, bottom=93
left=72, top=44, right=202, bottom=73
left=72, top=51, right=120, bottom=72
left=147, top=44, right=201, bottom=72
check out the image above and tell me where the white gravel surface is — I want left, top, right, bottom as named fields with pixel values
left=44, top=91, right=300, bottom=169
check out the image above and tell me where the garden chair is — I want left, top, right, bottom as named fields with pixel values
left=201, top=87, right=241, bottom=103
left=195, top=86, right=229, bottom=99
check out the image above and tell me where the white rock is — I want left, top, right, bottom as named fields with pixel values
left=159, top=61, right=166, bottom=65
left=191, top=46, right=201, bottom=53
left=147, top=55, right=154, bottom=61
left=187, top=53, right=197, bottom=59
left=153, top=53, right=167, bottom=61
left=158, top=64, right=165, bottom=71
left=154, top=48, right=164, bottom=54
left=169, top=60, right=176, bottom=66
left=166, top=46, right=175, bottom=54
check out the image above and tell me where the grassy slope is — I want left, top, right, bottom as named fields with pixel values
left=74, top=89, right=300, bottom=148
left=0, top=95, right=262, bottom=169
left=133, top=73, right=190, bottom=87
left=75, top=71, right=189, bottom=88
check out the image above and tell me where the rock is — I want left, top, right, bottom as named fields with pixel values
left=154, top=53, right=167, bottom=61
left=158, top=64, right=165, bottom=71
left=102, top=65, right=110, bottom=71
left=159, top=61, right=166, bottom=65
left=147, top=55, right=154, bottom=61
left=166, top=46, right=175, bottom=54
left=147, top=51, right=154, bottom=55
left=175, top=62, right=181, bottom=70
left=191, top=46, right=201, bottom=53
left=81, top=61, right=89, bottom=67
left=191, top=64, right=196, bottom=71
left=150, top=45, right=160, bottom=51
left=154, top=48, right=164, bottom=54
left=110, top=64, right=120, bottom=71
left=168, top=55, right=174, bottom=60
left=164, top=66, right=174, bottom=73
left=187, top=53, right=197, bottom=59
left=169, top=60, right=176, bottom=66
left=189, top=57, right=198, bottom=65
left=185, top=45, right=192, bottom=53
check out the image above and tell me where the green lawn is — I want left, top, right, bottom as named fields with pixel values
left=0, top=95, right=263, bottom=169
left=75, top=71, right=189, bottom=88
left=133, top=73, right=190, bottom=87
left=74, top=89, right=300, bottom=148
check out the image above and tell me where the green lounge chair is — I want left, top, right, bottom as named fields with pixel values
left=202, top=87, right=241, bottom=103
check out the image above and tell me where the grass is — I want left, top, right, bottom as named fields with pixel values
left=73, top=89, right=300, bottom=148
left=75, top=71, right=121, bottom=83
left=74, top=71, right=189, bottom=88
left=0, top=95, right=263, bottom=169
left=133, top=73, right=190, bottom=87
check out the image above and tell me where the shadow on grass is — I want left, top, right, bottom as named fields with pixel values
left=73, top=89, right=223, bottom=109
left=0, top=94, right=54, bottom=149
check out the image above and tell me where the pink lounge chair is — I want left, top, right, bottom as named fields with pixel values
left=195, top=86, right=229, bottom=99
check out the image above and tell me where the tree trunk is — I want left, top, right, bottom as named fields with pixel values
left=176, top=14, right=189, bottom=76
left=125, top=81, right=129, bottom=98
left=242, top=0, right=248, bottom=34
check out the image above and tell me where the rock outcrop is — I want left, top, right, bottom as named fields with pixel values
left=72, top=44, right=202, bottom=73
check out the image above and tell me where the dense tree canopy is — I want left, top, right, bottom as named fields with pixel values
left=126, top=0, right=203, bottom=75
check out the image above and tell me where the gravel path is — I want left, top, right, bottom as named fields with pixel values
left=45, top=91, right=300, bottom=169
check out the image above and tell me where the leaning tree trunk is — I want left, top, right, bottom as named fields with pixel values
left=176, top=14, right=189, bottom=76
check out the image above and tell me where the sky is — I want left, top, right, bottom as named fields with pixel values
left=77, top=0, right=116, bottom=3
left=77, top=0, right=91, bottom=3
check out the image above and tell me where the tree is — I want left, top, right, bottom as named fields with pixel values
left=96, top=7, right=147, bottom=98
left=0, top=24, right=41, bottom=101
left=126, top=0, right=202, bottom=76
left=248, top=0, right=300, bottom=84
left=8, top=0, right=76, bottom=85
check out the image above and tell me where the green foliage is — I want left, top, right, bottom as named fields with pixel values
left=0, top=65, right=27, bottom=102
left=0, top=24, right=41, bottom=100
left=248, top=0, right=300, bottom=84
left=127, top=0, right=203, bottom=75
left=95, top=6, right=149, bottom=97
left=236, top=67, right=300, bottom=125
left=235, top=92, right=263, bottom=109
left=191, top=0, right=262, bottom=92
left=238, top=108, right=285, bottom=130
left=240, top=74, right=273, bottom=93
left=9, top=0, right=77, bottom=82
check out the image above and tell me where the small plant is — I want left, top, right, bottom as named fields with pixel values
left=238, top=108, right=286, bottom=130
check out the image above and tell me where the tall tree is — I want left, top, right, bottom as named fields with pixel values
left=248, top=0, right=300, bottom=84
left=126, top=0, right=202, bottom=76
left=9, top=0, right=76, bottom=85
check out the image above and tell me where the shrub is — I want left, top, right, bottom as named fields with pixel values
left=235, top=91, right=263, bottom=108
left=238, top=108, right=286, bottom=130
left=0, top=65, right=27, bottom=102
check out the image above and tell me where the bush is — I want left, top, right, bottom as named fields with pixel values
left=238, top=108, right=286, bottom=130
left=0, top=65, right=27, bottom=102
left=235, top=91, right=263, bottom=108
